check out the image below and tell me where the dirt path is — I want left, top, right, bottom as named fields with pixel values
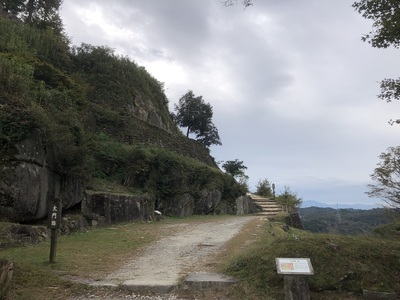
left=70, top=215, right=263, bottom=300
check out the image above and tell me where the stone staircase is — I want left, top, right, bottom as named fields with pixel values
left=247, top=193, right=282, bottom=217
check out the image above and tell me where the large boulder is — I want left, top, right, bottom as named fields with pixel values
left=235, top=195, right=261, bottom=215
left=0, top=131, right=83, bottom=222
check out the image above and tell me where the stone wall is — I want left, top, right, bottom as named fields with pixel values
left=84, top=193, right=154, bottom=224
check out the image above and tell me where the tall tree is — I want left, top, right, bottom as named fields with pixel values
left=174, top=90, right=221, bottom=147
left=23, top=0, right=64, bottom=34
left=353, top=0, right=400, bottom=124
left=367, top=146, right=400, bottom=211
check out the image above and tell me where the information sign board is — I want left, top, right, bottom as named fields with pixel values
left=275, top=258, right=314, bottom=275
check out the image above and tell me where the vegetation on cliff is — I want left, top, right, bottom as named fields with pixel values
left=0, top=11, right=245, bottom=219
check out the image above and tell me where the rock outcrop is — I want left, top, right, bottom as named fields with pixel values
left=84, top=193, right=153, bottom=224
left=235, top=195, right=261, bottom=215
left=0, top=131, right=83, bottom=222
left=159, top=191, right=257, bottom=218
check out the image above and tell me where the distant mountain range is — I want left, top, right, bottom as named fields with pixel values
left=301, top=200, right=380, bottom=210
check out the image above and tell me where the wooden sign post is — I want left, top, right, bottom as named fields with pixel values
left=48, top=198, right=62, bottom=263
left=276, top=258, right=314, bottom=300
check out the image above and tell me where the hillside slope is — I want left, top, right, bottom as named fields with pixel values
left=299, top=207, right=395, bottom=235
left=0, top=14, right=246, bottom=222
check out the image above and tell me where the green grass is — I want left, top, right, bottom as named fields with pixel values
left=224, top=220, right=400, bottom=299
left=1, top=221, right=163, bottom=299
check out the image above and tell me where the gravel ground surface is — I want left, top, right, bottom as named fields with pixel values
left=68, top=216, right=260, bottom=300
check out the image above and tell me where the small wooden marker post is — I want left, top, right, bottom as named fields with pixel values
left=48, top=198, right=62, bottom=263
left=276, top=258, right=314, bottom=300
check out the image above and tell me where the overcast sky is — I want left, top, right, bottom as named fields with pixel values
left=60, top=0, right=400, bottom=207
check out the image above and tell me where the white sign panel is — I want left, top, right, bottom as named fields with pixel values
left=275, top=258, right=314, bottom=275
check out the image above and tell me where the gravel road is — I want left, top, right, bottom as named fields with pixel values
left=69, top=215, right=260, bottom=300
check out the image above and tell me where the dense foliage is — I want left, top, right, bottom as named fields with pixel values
left=1, top=0, right=64, bottom=34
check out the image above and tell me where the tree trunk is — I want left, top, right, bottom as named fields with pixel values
left=26, top=0, right=35, bottom=24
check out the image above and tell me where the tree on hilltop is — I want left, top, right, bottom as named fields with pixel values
left=174, top=90, right=222, bottom=147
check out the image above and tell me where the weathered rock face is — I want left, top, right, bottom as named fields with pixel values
left=285, top=212, right=304, bottom=230
left=163, top=193, right=195, bottom=217
left=84, top=193, right=154, bottom=224
left=160, top=190, right=253, bottom=217
left=125, top=97, right=171, bottom=133
left=0, top=131, right=83, bottom=222
left=160, top=189, right=222, bottom=217
left=194, top=189, right=222, bottom=215
left=235, top=195, right=261, bottom=215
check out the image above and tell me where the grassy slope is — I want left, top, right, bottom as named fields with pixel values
left=224, top=215, right=400, bottom=299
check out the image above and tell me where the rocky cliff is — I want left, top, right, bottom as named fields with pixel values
left=0, top=14, right=245, bottom=223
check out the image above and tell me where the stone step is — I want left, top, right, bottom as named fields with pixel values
left=255, top=202, right=280, bottom=206
left=254, top=202, right=281, bottom=206
left=253, top=200, right=278, bottom=204
left=256, top=207, right=281, bottom=211
left=255, top=211, right=281, bottom=216
left=247, top=193, right=282, bottom=217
